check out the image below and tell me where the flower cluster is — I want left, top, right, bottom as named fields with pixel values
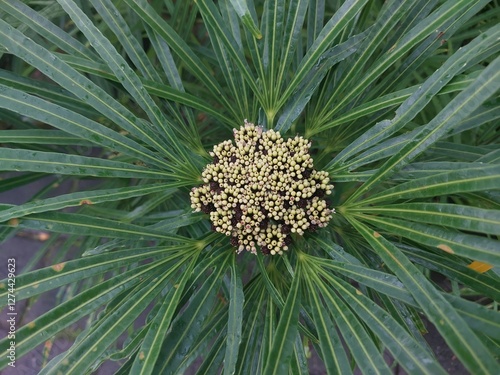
left=190, top=121, right=334, bottom=255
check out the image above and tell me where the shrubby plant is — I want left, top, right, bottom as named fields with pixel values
left=0, top=0, right=499, bottom=374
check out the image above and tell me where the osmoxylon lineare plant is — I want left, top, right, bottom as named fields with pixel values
left=0, top=1, right=499, bottom=374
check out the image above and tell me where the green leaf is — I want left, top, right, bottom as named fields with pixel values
left=263, top=261, right=301, bottom=375
left=0, top=69, right=99, bottom=119
left=399, top=245, right=500, bottom=302
left=40, top=262, right=183, bottom=375
left=277, top=0, right=309, bottom=89
left=224, top=255, right=244, bottom=375
left=90, top=0, right=161, bottom=81
left=0, top=246, right=188, bottom=303
left=0, top=172, right=45, bottom=193
left=330, top=21, right=500, bottom=170
left=235, top=280, right=267, bottom=375
left=345, top=53, right=500, bottom=204
left=0, top=17, right=169, bottom=156
left=311, top=72, right=480, bottom=136
left=329, top=0, right=486, bottom=116
left=328, top=276, right=446, bottom=375
left=356, top=202, right=500, bottom=235
left=305, top=276, right=351, bottom=375
left=316, top=276, right=392, bottom=374
left=326, top=0, right=410, bottom=114
left=0, top=0, right=98, bottom=59
left=276, top=31, right=368, bottom=132
left=445, top=294, right=500, bottom=341
left=0, top=84, right=171, bottom=170
left=356, top=214, right=500, bottom=268
left=196, top=0, right=262, bottom=104
left=196, top=0, right=252, bottom=119
left=0, top=148, right=178, bottom=180
left=279, top=0, right=369, bottom=107
left=13, top=211, right=188, bottom=242
left=153, top=251, right=231, bottom=373
left=0, top=262, right=162, bottom=368
left=0, top=183, right=176, bottom=223
left=0, top=129, right=92, bottom=146
left=228, top=0, right=262, bottom=39
left=359, top=164, right=500, bottom=205
left=255, top=252, right=285, bottom=308
left=349, top=218, right=498, bottom=374
left=313, top=258, right=413, bottom=305
left=131, top=255, right=198, bottom=375
left=196, top=334, right=227, bottom=375
left=122, top=0, right=234, bottom=114
left=58, top=0, right=189, bottom=164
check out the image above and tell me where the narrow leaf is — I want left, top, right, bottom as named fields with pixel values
left=224, top=255, right=244, bottom=375
left=349, top=218, right=498, bottom=374
left=263, top=262, right=301, bottom=375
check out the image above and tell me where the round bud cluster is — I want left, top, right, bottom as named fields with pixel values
left=190, top=121, right=334, bottom=255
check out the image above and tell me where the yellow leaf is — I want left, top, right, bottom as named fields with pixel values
left=467, top=261, right=493, bottom=273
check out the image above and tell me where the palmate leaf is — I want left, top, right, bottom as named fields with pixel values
left=130, top=252, right=199, bottom=375
left=309, top=71, right=481, bottom=136
left=58, top=0, right=196, bottom=170
left=359, top=164, right=500, bottom=205
left=354, top=214, right=499, bottom=267
left=356, top=202, right=500, bottom=235
left=0, top=183, right=176, bottom=226
left=0, top=69, right=99, bottom=119
left=0, top=261, right=163, bottom=368
left=0, top=84, right=169, bottom=170
left=39, top=259, right=189, bottom=375
left=50, top=53, right=232, bottom=126
left=9, top=211, right=188, bottom=242
left=345, top=54, right=500, bottom=203
left=196, top=0, right=255, bottom=120
left=90, top=0, right=161, bottom=82
left=0, top=172, right=46, bottom=194
left=314, top=237, right=500, bottom=338
left=0, top=148, right=177, bottom=180
left=328, top=18, right=499, bottom=171
left=399, top=245, right=500, bottom=302
left=276, top=30, right=368, bottom=131
left=349, top=219, right=498, bottom=374
left=304, top=255, right=448, bottom=375
left=315, top=274, right=392, bottom=374
left=0, top=245, right=190, bottom=303
left=121, top=0, right=235, bottom=117
left=197, top=0, right=262, bottom=103
left=0, top=0, right=98, bottom=59
left=263, top=259, right=302, bottom=375
left=223, top=255, right=244, bottom=375
left=279, top=0, right=369, bottom=109
left=0, top=18, right=171, bottom=158
left=0, top=1, right=499, bottom=373
left=153, top=249, right=232, bottom=373
left=228, top=0, right=262, bottom=39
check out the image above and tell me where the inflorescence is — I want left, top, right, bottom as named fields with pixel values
left=190, top=121, right=334, bottom=255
